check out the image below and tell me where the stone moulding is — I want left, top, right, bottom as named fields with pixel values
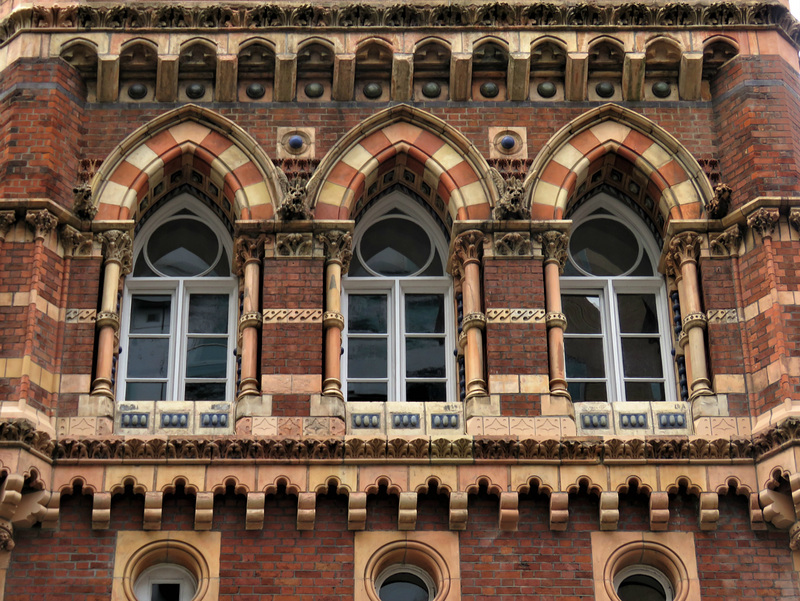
left=0, top=2, right=798, bottom=46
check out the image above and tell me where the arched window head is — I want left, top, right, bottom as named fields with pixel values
left=119, top=194, right=236, bottom=402
left=561, top=195, right=673, bottom=404
left=614, top=565, right=674, bottom=601
left=343, top=192, right=453, bottom=403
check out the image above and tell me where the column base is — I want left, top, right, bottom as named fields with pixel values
left=541, top=392, right=575, bottom=419
left=78, top=393, right=114, bottom=419
left=465, top=394, right=499, bottom=419
left=234, top=393, right=272, bottom=419
left=310, top=393, right=345, bottom=419
left=690, top=392, right=720, bottom=419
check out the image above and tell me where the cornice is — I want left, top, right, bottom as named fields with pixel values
left=1, top=2, right=798, bottom=46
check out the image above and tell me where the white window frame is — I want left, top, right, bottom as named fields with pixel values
left=117, top=194, right=237, bottom=403
left=561, top=195, right=675, bottom=404
left=133, top=564, right=198, bottom=601
left=342, top=192, right=455, bottom=403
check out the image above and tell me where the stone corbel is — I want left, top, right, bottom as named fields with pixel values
left=550, top=492, right=569, bottom=531
left=709, top=224, right=742, bottom=257
left=449, top=491, right=468, bottom=530
left=216, top=55, right=237, bottom=102
left=507, top=52, right=530, bottom=101
left=245, top=492, right=265, bottom=530
left=650, top=491, right=670, bottom=531
left=60, top=224, right=93, bottom=257
left=92, top=492, right=112, bottom=529
left=698, top=492, right=719, bottom=531
left=789, top=208, right=800, bottom=234
left=622, top=52, right=645, bottom=101
left=759, top=488, right=795, bottom=530
left=678, top=51, right=703, bottom=101
left=156, top=55, right=179, bottom=102
left=398, top=492, right=417, bottom=531
left=296, top=492, right=316, bottom=530
left=333, top=53, right=355, bottom=101
left=0, top=475, right=24, bottom=550
left=565, top=52, right=588, bottom=101
left=143, top=491, right=163, bottom=530
left=499, top=492, right=519, bottom=531
left=747, top=207, right=780, bottom=242
left=274, top=54, right=297, bottom=102
left=450, top=53, right=472, bottom=101
left=392, top=53, right=413, bottom=101
left=599, top=491, right=619, bottom=530
left=14, top=490, right=59, bottom=530
left=97, top=55, right=120, bottom=102
left=194, top=492, right=214, bottom=530
left=25, top=209, right=58, bottom=241
left=319, top=230, right=353, bottom=401
left=0, top=211, right=16, bottom=241
left=348, top=492, right=367, bottom=530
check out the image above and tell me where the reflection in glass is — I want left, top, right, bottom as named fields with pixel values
left=563, top=295, right=602, bottom=333
left=360, top=218, right=431, bottom=276
left=565, top=338, right=605, bottom=378
left=130, top=296, right=171, bottom=334
left=624, top=382, right=665, bottom=402
left=348, top=339, right=388, bottom=378
left=128, top=339, right=170, bottom=378
left=405, top=294, right=444, bottom=333
left=147, top=219, right=219, bottom=277
left=347, top=381, right=387, bottom=403
left=569, top=218, right=639, bottom=276
left=348, top=295, right=388, bottom=333
left=618, top=294, right=658, bottom=333
left=188, top=294, right=229, bottom=333
left=379, top=573, right=430, bottom=601
left=406, top=339, right=445, bottom=377
left=617, top=574, right=668, bottom=601
left=406, top=381, right=447, bottom=402
left=186, top=338, right=228, bottom=378
left=126, top=381, right=166, bottom=401
left=185, top=382, right=226, bottom=401
left=621, top=338, right=663, bottom=378
left=567, top=381, right=608, bottom=402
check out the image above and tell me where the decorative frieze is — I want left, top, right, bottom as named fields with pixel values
left=65, top=308, right=97, bottom=323
left=486, top=308, right=546, bottom=323
left=706, top=309, right=739, bottom=324
left=262, top=308, right=322, bottom=323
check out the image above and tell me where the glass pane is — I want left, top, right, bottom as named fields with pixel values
left=188, top=294, right=229, bottom=333
left=127, top=338, right=170, bottom=377
left=126, top=381, right=166, bottom=401
left=567, top=380, right=608, bottom=402
left=406, top=338, right=445, bottom=377
left=380, top=574, right=430, bottom=601
left=348, top=253, right=369, bottom=277
left=618, top=294, right=659, bottom=333
left=147, top=218, right=219, bottom=277
left=185, top=382, right=226, bottom=401
left=406, top=381, right=447, bottom=402
left=348, top=381, right=387, bottom=403
left=569, top=217, right=640, bottom=276
left=360, top=217, right=431, bottom=276
left=563, top=295, right=602, bottom=334
left=621, top=338, right=663, bottom=377
left=130, top=296, right=171, bottom=334
left=625, top=381, right=666, bottom=402
left=630, top=253, right=654, bottom=276
left=132, top=254, right=157, bottom=277
left=348, top=295, right=387, bottom=333
left=618, top=575, right=667, bottom=601
left=152, top=583, right=181, bottom=601
left=186, top=338, right=228, bottom=378
left=565, top=338, right=605, bottom=378
left=347, top=339, right=387, bottom=378
left=209, top=248, right=230, bottom=277
left=420, top=249, right=444, bottom=276
left=405, top=294, right=444, bottom=333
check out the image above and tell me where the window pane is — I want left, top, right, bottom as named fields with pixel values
left=209, top=248, right=230, bottom=277
left=348, top=295, right=388, bottom=333
left=147, top=218, right=219, bottom=277
left=130, top=296, right=171, bottom=334
left=406, top=338, right=445, bottom=378
left=188, top=294, right=229, bottom=334
left=348, top=381, right=387, bottom=403
left=126, top=381, right=166, bottom=401
left=565, top=338, right=605, bottom=378
left=405, top=294, right=444, bottom=333
left=621, top=338, right=663, bottom=377
left=568, top=381, right=608, bottom=402
left=618, top=294, right=659, bottom=333
left=625, top=381, right=666, bottom=402
left=152, top=583, right=181, bottom=601
left=420, top=248, right=444, bottom=276
left=406, top=381, right=447, bottom=402
left=360, top=217, right=431, bottom=276
left=127, top=338, right=170, bottom=377
left=185, top=382, right=226, bottom=401
left=569, top=217, right=640, bottom=276
left=348, top=339, right=388, bottom=378
left=186, top=338, right=228, bottom=378
left=563, top=295, right=602, bottom=334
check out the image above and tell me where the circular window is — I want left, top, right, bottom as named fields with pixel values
left=568, top=216, right=643, bottom=277
left=614, top=565, right=673, bottom=601
left=122, top=539, right=211, bottom=601
left=133, top=564, right=197, bottom=601
left=144, top=217, right=223, bottom=277
left=376, top=565, right=435, bottom=601
left=354, top=215, right=435, bottom=277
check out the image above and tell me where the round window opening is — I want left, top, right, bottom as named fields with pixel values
left=140, top=216, right=226, bottom=278
left=376, top=565, right=435, bottom=601
left=355, top=215, right=435, bottom=277
left=567, top=216, right=645, bottom=277
left=133, top=564, right=198, bottom=601
left=614, top=565, right=673, bottom=601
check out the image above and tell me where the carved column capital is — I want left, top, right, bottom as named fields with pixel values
left=60, top=224, right=93, bottom=257
left=493, top=232, right=532, bottom=256
left=709, top=225, right=742, bottom=257
left=233, top=234, right=266, bottom=275
left=666, top=231, right=701, bottom=272
left=0, top=211, right=16, bottom=241
left=318, top=230, right=353, bottom=272
left=25, top=209, right=58, bottom=240
left=747, top=207, right=780, bottom=240
left=98, top=230, right=133, bottom=274
left=789, top=208, right=800, bottom=233
left=450, top=230, right=485, bottom=272
left=536, top=231, right=569, bottom=272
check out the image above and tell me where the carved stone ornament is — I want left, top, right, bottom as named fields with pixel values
left=60, top=224, right=93, bottom=256
left=706, top=183, right=732, bottom=219
left=25, top=209, right=58, bottom=240
left=492, top=176, right=530, bottom=220
left=666, top=231, right=701, bottom=272
left=494, top=232, right=531, bottom=256
left=239, top=311, right=262, bottom=331
left=277, top=233, right=314, bottom=257
left=789, top=208, right=800, bottom=233
left=72, top=183, right=97, bottom=220
left=278, top=176, right=312, bottom=221
left=233, top=235, right=266, bottom=275
left=536, top=231, right=569, bottom=272
left=0, top=521, right=13, bottom=551
left=545, top=311, right=567, bottom=330
left=97, top=230, right=133, bottom=274
left=318, top=230, right=353, bottom=272
left=95, top=310, right=120, bottom=330
left=790, top=521, right=800, bottom=550
left=450, top=230, right=485, bottom=271
left=747, top=207, right=780, bottom=240
left=0, top=211, right=16, bottom=241
left=710, top=224, right=742, bottom=256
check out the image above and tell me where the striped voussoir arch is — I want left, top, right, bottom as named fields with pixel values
left=92, top=105, right=282, bottom=223
left=526, top=104, right=713, bottom=222
left=310, top=105, right=498, bottom=223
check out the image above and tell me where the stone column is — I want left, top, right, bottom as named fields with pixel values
left=234, top=235, right=265, bottom=399
left=451, top=231, right=487, bottom=400
left=667, top=232, right=713, bottom=404
left=91, top=230, right=132, bottom=401
left=537, top=231, right=571, bottom=406
left=318, top=230, right=352, bottom=400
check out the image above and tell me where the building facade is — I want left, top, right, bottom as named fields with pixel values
left=1, top=0, right=800, bottom=599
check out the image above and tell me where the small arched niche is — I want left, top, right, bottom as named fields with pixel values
left=413, top=40, right=450, bottom=101
left=530, top=38, right=567, bottom=101
left=237, top=40, right=275, bottom=102
left=644, top=38, right=682, bottom=101
left=355, top=39, right=393, bottom=102
left=588, top=38, right=625, bottom=102
left=60, top=40, right=98, bottom=101
left=702, top=36, right=739, bottom=98
left=472, top=40, right=508, bottom=101
left=178, top=40, right=217, bottom=102
left=296, top=40, right=334, bottom=101
left=119, top=40, right=158, bottom=103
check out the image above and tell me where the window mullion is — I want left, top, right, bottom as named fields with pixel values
left=606, top=280, right=625, bottom=403
left=394, top=280, right=403, bottom=403
left=172, top=282, right=186, bottom=401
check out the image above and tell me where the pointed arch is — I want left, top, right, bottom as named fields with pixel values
left=308, top=104, right=498, bottom=224
left=92, top=104, right=283, bottom=222
left=525, top=103, right=713, bottom=224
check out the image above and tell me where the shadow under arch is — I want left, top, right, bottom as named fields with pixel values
left=91, top=104, right=284, bottom=224
left=524, top=103, right=713, bottom=227
left=308, top=104, right=498, bottom=227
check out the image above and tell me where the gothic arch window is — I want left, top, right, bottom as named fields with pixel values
left=343, top=192, right=453, bottom=403
left=118, top=193, right=236, bottom=402
left=561, top=195, right=673, bottom=404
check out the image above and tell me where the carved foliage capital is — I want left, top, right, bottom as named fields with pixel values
left=0, top=211, right=16, bottom=241
left=536, top=231, right=569, bottom=271
left=494, top=232, right=532, bottom=256
left=710, top=225, right=742, bottom=257
left=25, top=209, right=58, bottom=240
left=0, top=521, right=13, bottom=551
left=60, top=224, right=93, bottom=256
left=450, top=230, right=484, bottom=272
left=98, top=230, right=133, bottom=274
left=233, top=235, right=266, bottom=274
left=789, top=208, right=800, bottom=233
left=747, top=207, right=779, bottom=240
left=277, top=233, right=313, bottom=258
left=667, top=231, right=701, bottom=271
left=318, top=230, right=353, bottom=272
